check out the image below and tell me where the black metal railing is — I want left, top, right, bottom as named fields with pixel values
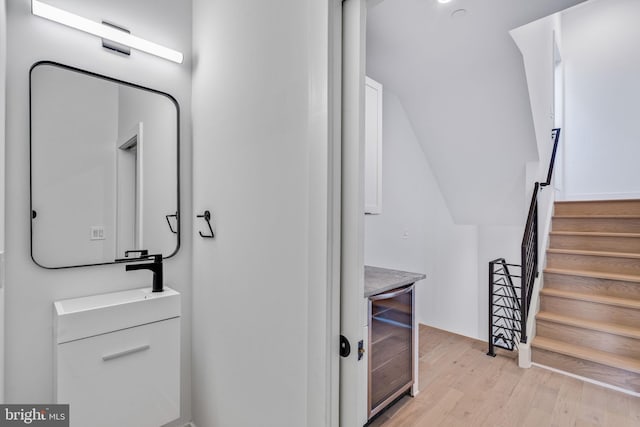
left=520, top=181, right=539, bottom=344
left=488, top=128, right=561, bottom=355
left=487, top=259, right=522, bottom=356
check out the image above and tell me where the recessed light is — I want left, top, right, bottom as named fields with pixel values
left=438, top=0, right=453, bottom=4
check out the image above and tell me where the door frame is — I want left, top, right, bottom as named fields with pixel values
left=338, top=0, right=367, bottom=425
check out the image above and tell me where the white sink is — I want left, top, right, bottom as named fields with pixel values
left=54, top=287, right=180, bottom=344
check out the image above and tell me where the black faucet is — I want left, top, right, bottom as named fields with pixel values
left=125, top=254, right=163, bottom=292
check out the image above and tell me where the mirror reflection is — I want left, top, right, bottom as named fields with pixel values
left=30, top=62, right=179, bottom=268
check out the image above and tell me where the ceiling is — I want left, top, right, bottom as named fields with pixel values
left=366, top=0, right=586, bottom=225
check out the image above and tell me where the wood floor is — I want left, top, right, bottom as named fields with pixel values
left=368, top=325, right=640, bottom=427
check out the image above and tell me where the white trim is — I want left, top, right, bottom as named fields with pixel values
left=340, top=0, right=367, bottom=425
left=327, top=1, right=343, bottom=426
left=532, top=362, right=640, bottom=398
left=561, top=191, right=640, bottom=201
left=306, top=1, right=342, bottom=426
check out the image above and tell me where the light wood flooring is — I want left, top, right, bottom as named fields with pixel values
left=368, top=325, right=640, bottom=427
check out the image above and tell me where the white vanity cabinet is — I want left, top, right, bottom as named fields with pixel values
left=365, top=76, right=383, bottom=215
left=54, top=287, right=180, bottom=427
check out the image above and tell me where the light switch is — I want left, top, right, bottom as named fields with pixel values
left=90, top=226, right=105, bottom=240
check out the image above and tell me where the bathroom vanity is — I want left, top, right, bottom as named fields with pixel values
left=53, top=287, right=181, bottom=427
left=364, top=266, right=425, bottom=421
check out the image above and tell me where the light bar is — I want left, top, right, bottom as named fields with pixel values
left=31, top=0, right=183, bottom=64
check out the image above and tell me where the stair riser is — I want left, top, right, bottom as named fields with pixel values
left=540, top=295, right=640, bottom=328
left=531, top=347, right=640, bottom=393
left=536, top=320, right=640, bottom=359
left=549, top=234, right=640, bottom=253
left=546, top=252, right=640, bottom=276
left=544, top=272, right=640, bottom=300
left=552, top=217, right=640, bottom=233
left=554, top=200, right=640, bottom=216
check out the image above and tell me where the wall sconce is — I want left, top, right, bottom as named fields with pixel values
left=31, top=0, right=184, bottom=64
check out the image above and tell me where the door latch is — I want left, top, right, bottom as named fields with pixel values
left=340, top=335, right=351, bottom=357
left=357, top=340, right=365, bottom=361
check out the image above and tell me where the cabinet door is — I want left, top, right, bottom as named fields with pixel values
left=56, top=318, right=180, bottom=427
left=365, top=77, right=382, bottom=214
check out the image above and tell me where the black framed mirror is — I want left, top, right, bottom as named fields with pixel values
left=29, top=61, right=180, bottom=268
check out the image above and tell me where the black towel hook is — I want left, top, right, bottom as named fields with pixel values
left=165, top=212, right=178, bottom=234
left=197, top=210, right=214, bottom=238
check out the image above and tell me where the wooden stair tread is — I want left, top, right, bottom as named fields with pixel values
left=547, top=248, right=640, bottom=259
left=536, top=311, right=640, bottom=339
left=532, top=336, right=640, bottom=374
left=550, top=231, right=640, bottom=238
left=540, top=288, right=640, bottom=309
left=544, top=267, right=640, bottom=283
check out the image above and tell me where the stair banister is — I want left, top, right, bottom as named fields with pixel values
left=488, top=128, right=561, bottom=355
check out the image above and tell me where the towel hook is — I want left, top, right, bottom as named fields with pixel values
left=197, top=210, right=214, bottom=238
left=165, top=211, right=178, bottom=234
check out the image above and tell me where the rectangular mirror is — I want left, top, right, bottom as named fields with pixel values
left=30, top=61, right=180, bottom=268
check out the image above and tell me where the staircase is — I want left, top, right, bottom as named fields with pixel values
left=531, top=199, right=640, bottom=393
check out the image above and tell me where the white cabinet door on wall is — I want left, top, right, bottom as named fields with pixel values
left=365, top=77, right=383, bottom=214
left=56, top=318, right=180, bottom=427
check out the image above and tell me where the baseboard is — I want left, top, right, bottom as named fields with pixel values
left=518, top=342, right=531, bottom=368
left=532, top=362, right=640, bottom=398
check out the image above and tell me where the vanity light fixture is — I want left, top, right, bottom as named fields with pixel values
left=31, top=0, right=184, bottom=64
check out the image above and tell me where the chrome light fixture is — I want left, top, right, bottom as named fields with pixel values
left=31, top=0, right=184, bottom=64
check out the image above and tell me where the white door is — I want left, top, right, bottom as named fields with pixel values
left=341, top=0, right=368, bottom=425
left=116, top=122, right=144, bottom=256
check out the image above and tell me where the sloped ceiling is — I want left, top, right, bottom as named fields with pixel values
left=366, top=0, right=585, bottom=225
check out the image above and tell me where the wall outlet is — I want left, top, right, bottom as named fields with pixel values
left=90, top=226, right=105, bottom=240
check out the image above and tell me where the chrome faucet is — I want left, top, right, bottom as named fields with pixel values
left=125, top=254, right=164, bottom=292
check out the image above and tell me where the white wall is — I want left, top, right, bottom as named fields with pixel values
left=364, top=1, right=584, bottom=341
left=0, top=0, right=5, bottom=252
left=511, top=15, right=561, bottom=192
left=4, top=1, right=193, bottom=426
left=562, top=0, right=640, bottom=199
left=0, top=0, right=6, bottom=404
left=191, top=0, right=334, bottom=425
left=511, top=12, right=564, bottom=272
left=476, top=225, right=522, bottom=340
left=365, top=0, right=589, bottom=227
left=30, top=65, right=119, bottom=267
left=364, top=90, right=494, bottom=340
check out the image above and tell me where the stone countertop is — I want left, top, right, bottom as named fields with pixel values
left=364, top=265, right=426, bottom=298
